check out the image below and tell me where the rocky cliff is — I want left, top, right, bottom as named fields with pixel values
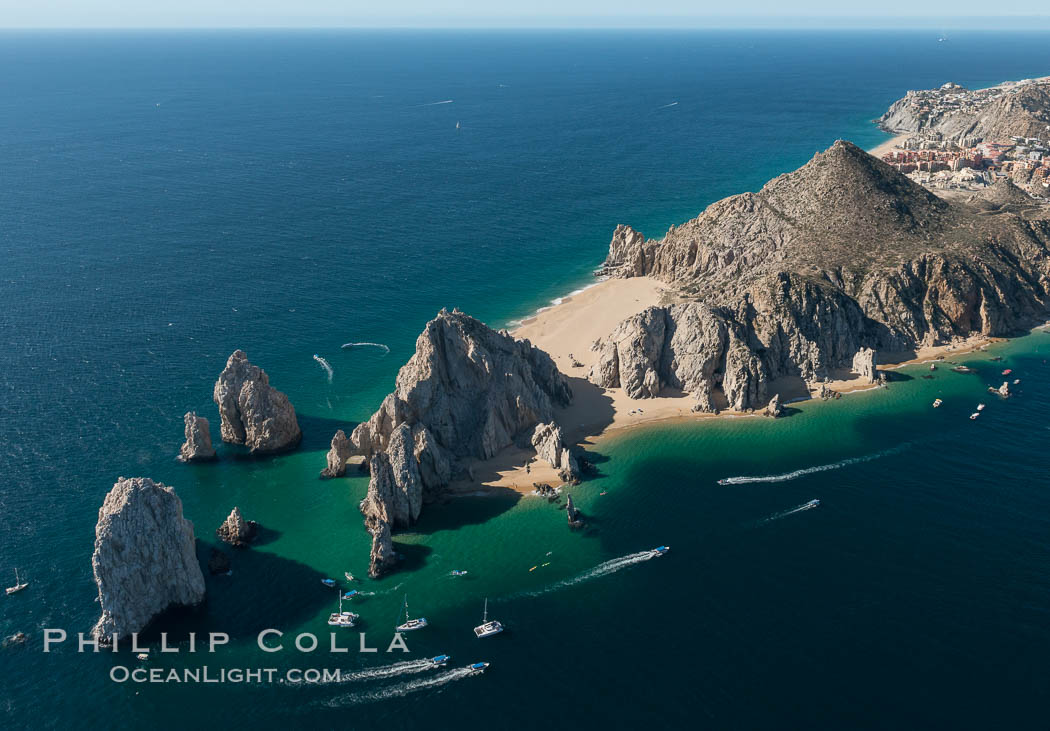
left=596, top=140, right=1050, bottom=411
left=178, top=412, right=216, bottom=462
left=345, top=309, right=574, bottom=577
left=320, top=429, right=353, bottom=478
left=92, top=477, right=205, bottom=642
left=213, top=350, right=301, bottom=454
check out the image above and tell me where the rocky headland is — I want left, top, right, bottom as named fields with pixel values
left=878, top=77, right=1050, bottom=145
left=594, top=140, right=1050, bottom=412
left=213, top=350, right=301, bottom=454
left=330, top=308, right=577, bottom=577
left=91, top=477, right=205, bottom=642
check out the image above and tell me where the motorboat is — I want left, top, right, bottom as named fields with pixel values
left=321, top=578, right=337, bottom=588
left=342, top=590, right=359, bottom=600
left=344, top=572, right=358, bottom=583
left=467, top=661, right=490, bottom=674
left=651, top=545, right=670, bottom=556
left=970, top=412, right=980, bottom=420
left=976, top=403, right=986, bottom=411
left=136, top=653, right=149, bottom=661
left=450, top=570, right=468, bottom=577
left=473, top=599, right=504, bottom=638
left=395, top=595, right=428, bottom=632
left=932, top=399, right=943, bottom=408
left=430, top=655, right=450, bottom=666
left=5, top=569, right=28, bottom=595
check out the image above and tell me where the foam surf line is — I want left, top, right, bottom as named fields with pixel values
left=510, top=550, right=658, bottom=599
left=323, top=667, right=475, bottom=707
left=718, top=444, right=909, bottom=485
left=313, top=354, right=333, bottom=383
left=341, top=341, right=390, bottom=354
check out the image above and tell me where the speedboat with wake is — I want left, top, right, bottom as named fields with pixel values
left=473, top=598, right=503, bottom=638
left=804, top=499, right=820, bottom=508
left=467, top=661, right=490, bottom=674
left=395, top=595, right=428, bottom=632
left=430, top=655, right=450, bottom=666
left=651, top=545, right=670, bottom=556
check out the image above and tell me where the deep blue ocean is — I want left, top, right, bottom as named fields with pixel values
left=2, top=30, right=1050, bottom=729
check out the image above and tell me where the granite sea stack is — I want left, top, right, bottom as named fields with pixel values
left=216, top=506, right=258, bottom=547
left=213, top=350, right=301, bottom=454
left=531, top=422, right=581, bottom=483
left=178, top=411, right=216, bottom=462
left=320, top=429, right=353, bottom=478
left=91, top=477, right=205, bottom=642
left=596, top=140, right=1050, bottom=411
left=346, top=308, right=574, bottom=577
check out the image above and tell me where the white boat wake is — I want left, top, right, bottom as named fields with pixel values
left=341, top=341, right=391, bottom=354
left=510, top=550, right=659, bottom=599
left=313, top=354, right=333, bottom=383
left=337, top=658, right=438, bottom=683
left=322, top=666, right=475, bottom=706
left=718, top=445, right=908, bottom=485
left=761, top=500, right=820, bottom=524
left=415, top=99, right=453, bottom=106
left=658, top=101, right=679, bottom=108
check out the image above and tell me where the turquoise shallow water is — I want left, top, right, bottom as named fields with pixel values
left=2, top=30, right=1050, bottom=729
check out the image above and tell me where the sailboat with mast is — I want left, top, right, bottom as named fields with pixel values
left=473, top=598, right=503, bottom=638
left=327, top=589, right=359, bottom=628
left=5, top=569, right=28, bottom=595
left=395, top=595, right=428, bottom=632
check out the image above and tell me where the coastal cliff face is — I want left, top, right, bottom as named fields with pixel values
left=879, top=79, right=1050, bottom=143
left=348, top=309, right=574, bottom=576
left=213, top=350, right=301, bottom=454
left=178, top=412, right=216, bottom=462
left=92, top=477, right=205, bottom=642
left=596, top=140, right=1050, bottom=411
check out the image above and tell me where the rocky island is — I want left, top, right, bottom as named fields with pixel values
left=213, top=350, right=301, bottom=454
left=91, top=477, right=205, bottom=642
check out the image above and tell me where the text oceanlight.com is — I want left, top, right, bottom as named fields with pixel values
left=110, top=666, right=341, bottom=684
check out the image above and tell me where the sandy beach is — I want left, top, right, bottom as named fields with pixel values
left=868, top=133, right=908, bottom=159
left=452, top=275, right=998, bottom=495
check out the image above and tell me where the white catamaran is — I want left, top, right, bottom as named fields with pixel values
left=5, top=569, right=28, bottom=595
left=395, top=595, right=428, bottom=632
left=473, top=598, right=503, bottom=638
left=327, top=592, right=359, bottom=628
